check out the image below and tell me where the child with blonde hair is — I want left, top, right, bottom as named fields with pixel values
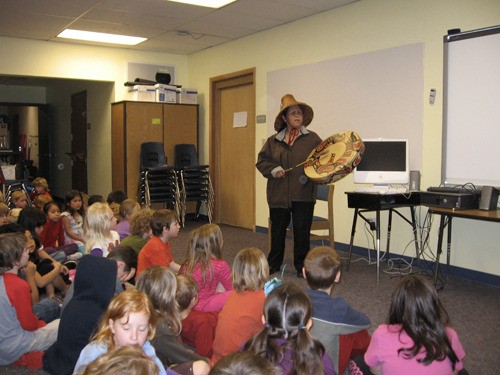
left=0, top=202, right=9, bottom=226
left=61, top=190, right=85, bottom=251
left=11, top=190, right=28, bottom=209
left=73, top=289, right=174, bottom=375
left=116, top=198, right=140, bottom=240
left=180, top=223, right=232, bottom=312
left=84, top=202, right=119, bottom=257
left=30, top=177, right=51, bottom=202
left=211, top=247, right=269, bottom=364
left=75, top=346, right=159, bottom=375
left=137, top=267, right=210, bottom=375
left=33, top=194, right=52, bottom=210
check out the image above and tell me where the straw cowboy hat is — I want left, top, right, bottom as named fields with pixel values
left=274, top=94, right=314, bottom=132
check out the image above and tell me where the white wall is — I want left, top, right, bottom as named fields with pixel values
left=187, top=0, right=500, bottom=276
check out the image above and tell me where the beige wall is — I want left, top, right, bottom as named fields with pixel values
left=0, top=38, right=189, bottom=197
left=0, top=0, right=498, bottom=276
left=187, top=0, right=500, bottom=276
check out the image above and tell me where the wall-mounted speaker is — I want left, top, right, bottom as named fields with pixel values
left=479, top=186, right=499, bottom=211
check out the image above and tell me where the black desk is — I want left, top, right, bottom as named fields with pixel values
left=427, top=207, right=500, bottom=287
left=345, top=192, right=421, bottom=281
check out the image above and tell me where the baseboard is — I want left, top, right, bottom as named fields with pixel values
left=255, top=225, right=500, bottom=288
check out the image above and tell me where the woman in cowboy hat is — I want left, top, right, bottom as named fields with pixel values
left=256, top=94, right=322, bottom=278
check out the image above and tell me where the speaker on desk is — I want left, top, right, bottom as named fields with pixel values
left=409, top=171, right=420, bottom=191
left=479, top=186, right=499, bottom=211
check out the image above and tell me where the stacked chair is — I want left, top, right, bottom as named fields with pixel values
left=174, top=144, right=214, bottom=226
left=138, top=142, right=181, bottom=218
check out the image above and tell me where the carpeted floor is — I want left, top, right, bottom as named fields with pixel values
left=2, top=220, right=499, bottom=374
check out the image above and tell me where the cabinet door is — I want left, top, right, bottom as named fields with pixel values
left=125, top=102, right=164, bottom=197
left=163, top=104, right=198, bottom=165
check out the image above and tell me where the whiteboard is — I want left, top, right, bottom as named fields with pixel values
left=443, top=26, right=500, bottom=187
left=267, top=44, right=424, bottom=171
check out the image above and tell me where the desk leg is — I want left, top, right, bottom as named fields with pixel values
left=434, top=215, right=446, bottom=286
left=386, top=209, right=393, bottom=259
left=347, top=208, right=359, bottom=273
left=410, top=207, right=420, bottom=263
left=376, top=210, right=381, bottom=282
left=446, top=217, right=453, bottom=277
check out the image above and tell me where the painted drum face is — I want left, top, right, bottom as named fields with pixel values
left=304, top=131, right=365, bottom=184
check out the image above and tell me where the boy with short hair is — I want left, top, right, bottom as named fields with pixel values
left=135, top=209, right=180, bottom=280
left=303, top=246, right=371, bottom=375
left=176, top=274, right=218, bottom=358
left=0, top=232, right=59, bottom=369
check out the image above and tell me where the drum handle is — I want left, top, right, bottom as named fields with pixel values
left=283, top=159, right=309, bottom=172
left=283, top=148, right=328, bottom=172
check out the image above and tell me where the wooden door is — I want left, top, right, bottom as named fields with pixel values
left=123, top=102, right=164, bottom=197
left=70, top=91, right=87, bottom=193
left=211, top=69, right=255, bottom=229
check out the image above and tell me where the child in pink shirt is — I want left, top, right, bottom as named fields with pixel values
left=180, top=224, right=232, bottom=312
left=364, top=275, right=466, bottom=375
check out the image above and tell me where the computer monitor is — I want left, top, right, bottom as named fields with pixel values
left=354, top=138, right=409, bottom=186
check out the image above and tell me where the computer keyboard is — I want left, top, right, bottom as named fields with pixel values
left=427, top=186, right=481, bottom=195
left=354, top=186, right=408, bottom=194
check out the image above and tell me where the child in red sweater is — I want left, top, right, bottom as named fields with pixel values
left=40, top=201, right=79, bottom=258
left=176, top=274, right=218, bottom=358
left=0, top=232, right=59, bottom=369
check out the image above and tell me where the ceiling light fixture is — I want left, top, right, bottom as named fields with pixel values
left=57, top=29, right=147, bottom=45
left=167, top=0, right=236, bottom=9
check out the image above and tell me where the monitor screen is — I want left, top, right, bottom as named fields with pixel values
left=354, top=138, right=409, bottom=185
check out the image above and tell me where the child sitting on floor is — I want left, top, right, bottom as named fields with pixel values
left=0, top=202, right=9, bottom=226
left=211, top=247, right=269, bottom=364
left=303, top=246, right=371, bottom=375
left=11, top=190, right=29, bottom=209
left=116, top=198, right=140, bottom=240
left=176, top=274, right=218, bottom=359
left=121, top=208, right=154, bottom=254
left=137, top=267, right=210, bottom=375
left=73, top=289, right=175, bottom=375
left=84, top=202, right=119, bottom=257
left=244, top=283, right=335, bottom=375
left=30, top=177, right=52, bottom=202
left=136, top=209, right=181, bottom=280
left=364, top=274, right=466, bottom=375
left=0, top=232, right=59, bottom=369
left=179, top=223, right=232, bottom=312
left=61, top=190, right=85, bottom=252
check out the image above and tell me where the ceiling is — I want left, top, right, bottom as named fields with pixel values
left=0, top=0, right=358, bottom=55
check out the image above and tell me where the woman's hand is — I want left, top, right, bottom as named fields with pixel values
left=276, top=170, right=286, bottom=178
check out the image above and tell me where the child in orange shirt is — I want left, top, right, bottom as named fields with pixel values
left=211, top=247, right=269, bottom=364
left=135, top=209, right=180, bottom=280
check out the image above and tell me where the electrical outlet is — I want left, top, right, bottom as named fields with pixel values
left=367, top=218, right=377, bottom=231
